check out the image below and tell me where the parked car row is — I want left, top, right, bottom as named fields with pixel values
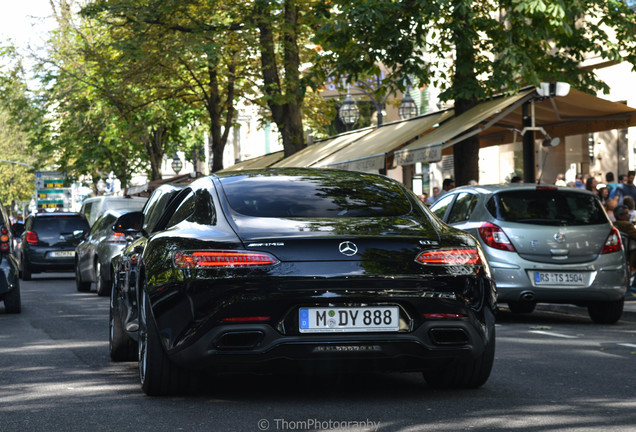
left=6, top=174, right=629, bottom=398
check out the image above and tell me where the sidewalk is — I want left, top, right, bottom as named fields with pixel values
left=624, top=292, right=636, bottom=320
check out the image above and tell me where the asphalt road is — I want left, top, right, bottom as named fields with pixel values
left=1, top=274, right=636, bottom=432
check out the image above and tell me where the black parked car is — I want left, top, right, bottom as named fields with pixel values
left=111, top=169, right=497, bottom=396
left=0, top=202, right=20, bottom=313
left=19, top=212, right=90, bottom=280
left=110, top=184, right=184, bottom=360
left=75, top=209, right=134, bottom=296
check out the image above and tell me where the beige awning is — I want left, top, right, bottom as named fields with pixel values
left=218, top=150, right=284, bottom=172
left=478, top=88, right=636, bottom=147
left=394, top=90, right=534, bottom=166
left=272, top=128, right=373, bottom=168
left=315, top=110, right=454, bottom=171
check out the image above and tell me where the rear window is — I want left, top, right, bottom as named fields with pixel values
left=33, top=216, right=90, bottom=235
left=103, top=199, right=146, bottom=212
left=220, top=173, right=412, bottom=218
left=486, top=190, right=607, bottom=226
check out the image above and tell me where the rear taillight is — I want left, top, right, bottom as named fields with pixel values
left=415, top=248, right=482, bottom=265
left=478, top=222, right=515, bottom=252
left=105, top=232, right=126, bottom=244
left=0, top=226, right=9, bottom=252
left=26, top=231, right=39, bottom=245
left=601, top=227, right=622, bottom=254
left=173, top=251, right=279, bottom=268
left=220, top=316, right=271, bottom=323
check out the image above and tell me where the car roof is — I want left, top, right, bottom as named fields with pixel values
left=33, top=212, right=85, bottom=218
left=82, top=195, right=147, bottom=203
left=447, top=183, right=596, bottom=196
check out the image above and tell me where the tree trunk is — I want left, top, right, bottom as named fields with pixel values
left=207, top=62, right=235, bottom=173
left=256, top=0, right=305, bottom=158
left=144, top=126, right=166, bottom=180
left=451, top=0, right=480, bottom=186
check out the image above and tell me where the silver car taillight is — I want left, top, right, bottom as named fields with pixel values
left=478, top=222, right=515, bottom=252
left=601, top=227, right=622, bottom=254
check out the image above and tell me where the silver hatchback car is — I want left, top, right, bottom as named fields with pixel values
left=430, top=184, right=627, bottom=324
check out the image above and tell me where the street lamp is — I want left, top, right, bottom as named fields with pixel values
left=338, top=87, right=360, bottom=128
left=171, top=154, right=183, bottom=175
left=337, top=76, right=420, bottom=127
left=398, top=90, right=418, bottom=120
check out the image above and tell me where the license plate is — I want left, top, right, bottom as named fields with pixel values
left=49, top=251, right=75, bottom=258
left=299, top=306, right=399, bottom=333
left=533, top=271, right=584, bottom=286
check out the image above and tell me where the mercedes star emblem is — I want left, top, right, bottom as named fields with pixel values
left=338, top=241, right=358, bottom=256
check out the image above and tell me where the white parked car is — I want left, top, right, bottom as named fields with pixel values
left=80, top=196, right=148, bottom=226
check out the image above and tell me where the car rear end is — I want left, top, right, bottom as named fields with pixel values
left=147, top=171, right=497, bottom=381
left=455, top=185, right=627, bottom=323
left=24, top=213, right=90, bottom=273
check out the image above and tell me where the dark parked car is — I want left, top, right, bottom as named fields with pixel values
left=0, top=202, right=20, bottom=313
left=430, top=183, right=627, bottom=323
left=19, top=212, right=90, bottom=280
left=75, top=209, right=133, bottom=296
left=110, top=168, right=497, bottom=396
left=110, top=185, right=184, bottom=360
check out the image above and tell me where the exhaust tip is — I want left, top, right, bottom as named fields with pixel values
left=215, top=331, right=264, bottom=350
left=429, top=328, right=469, bottom=346
left=520, top=290, right=535, bottom=302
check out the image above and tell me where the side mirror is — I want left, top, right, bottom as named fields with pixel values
left=73, top=230, right=88, bottom=240
left=113, top=211, right=144, bottom=235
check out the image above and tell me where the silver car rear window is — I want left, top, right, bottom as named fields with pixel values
left=486, top=190, right=607, bottom=226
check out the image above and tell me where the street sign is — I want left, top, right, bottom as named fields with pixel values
left=36, top=171, right=70, bottom=211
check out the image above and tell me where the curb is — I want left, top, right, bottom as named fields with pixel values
left=535, top=296, right=636, bottom=323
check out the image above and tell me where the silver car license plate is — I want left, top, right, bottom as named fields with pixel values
left=299, top=306, right=399, bottom=333
left=534, top=271, right=584, bottom=286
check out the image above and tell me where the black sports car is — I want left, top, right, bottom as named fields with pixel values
left=110, top=168, right=497, bottom=396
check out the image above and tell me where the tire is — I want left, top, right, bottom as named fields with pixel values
left=3, top=285, right=21, bottom=314
left=21, top=258, right=31, bottom=281
left=109, top=283, right=137, bottom=361
left=507, top=301, right=536, bottom=314
left=75, top=261, right=91, bottom=292
left=138, top=290, right=196, bottom=396
left=423, top=329, right=496, bottom=389
left=588, top=299, right=624, bottom=324
left=95, top=260, right=109, bottom=297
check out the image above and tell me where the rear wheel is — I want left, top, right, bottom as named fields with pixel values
left=95, top=261, right=109, bottom=297
left=3, top=285, right=21, bottom=313
left=21, top=258, right=31, bottom=281
left=588, top=300, right=624, bottom=324
left=109, top=284, right=137, bottom=361
left=75, top=262, right=91, bottom=292
left=138, top=290, right=196, bottom=396
left=507, top=301, right=536, bottom=314
left=423, top=329, right=495, bottom=389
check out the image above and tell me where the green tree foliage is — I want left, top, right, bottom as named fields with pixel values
left=0, top=109, right=35, bottom=207
left=44, top=0, right=206, bottom=183
left=0, top=45, right=43, bottom=207
left=315, top=0, right=636, bottom=185
left=83, top=0, right=329, bottom=168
